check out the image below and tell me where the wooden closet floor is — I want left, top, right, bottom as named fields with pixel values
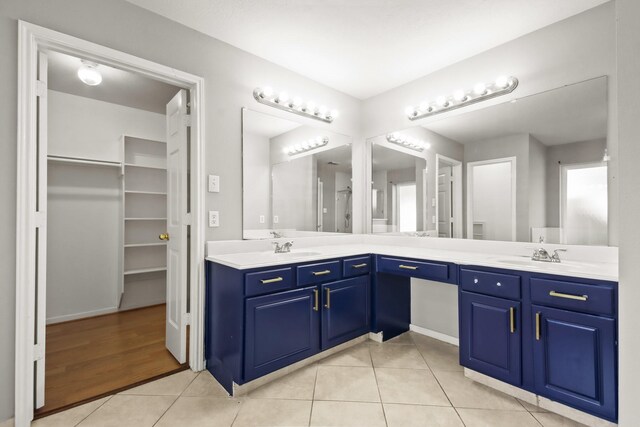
left=35, top=304, right=188, bottom=417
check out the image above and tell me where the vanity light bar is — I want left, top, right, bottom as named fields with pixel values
left=386, top=133, right=430, bottom=152
left=253, top=86, right=338, bottom=123
left=284, top=136, right=329, bottom=156
left=405, top=75, right=519, bottom=121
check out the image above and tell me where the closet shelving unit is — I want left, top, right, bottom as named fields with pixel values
left=120, top=135, right=168, bottom=309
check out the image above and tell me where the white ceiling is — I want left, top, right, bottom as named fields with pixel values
left=47, top=50, right=181, bottom=114
left=125, top=0, right=608, bottom=100
left=423, top=77, right=607, bottom=145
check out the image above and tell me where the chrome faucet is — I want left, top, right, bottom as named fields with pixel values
left=270, top=231, right=283, bottom=238
left=272, top=241, right=293, bottom=253
left=531, top=247, right=567, bottom=263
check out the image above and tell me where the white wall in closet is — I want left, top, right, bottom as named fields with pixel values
left=46, top=90, right=165, bottom=324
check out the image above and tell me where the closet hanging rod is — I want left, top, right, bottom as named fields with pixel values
left=47, top=154, right=122, bottom=168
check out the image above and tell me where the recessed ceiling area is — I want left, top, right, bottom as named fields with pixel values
left=423, top=77, right=607, bottom=145
left=125, top=0, right=608, bottom=100
left=47, top=50, right=181, bottom=114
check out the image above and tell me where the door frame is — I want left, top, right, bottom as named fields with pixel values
left=16, top=21, right=206, bottom=426
left=435, top=154, right=463, bottom=238
left=466, top=157, right=517, bottom=241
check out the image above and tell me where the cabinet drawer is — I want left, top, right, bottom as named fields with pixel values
left=245, top=267, right=294, bottom=296
left=297, top=261, right=341, bottom=286
left=343, top=256, right=371, bottom=278
left=378, top=256, right=449, bottom=281
left=530, top=278, right=615, bottom=316
left=460, top=268, right=521, bottom=300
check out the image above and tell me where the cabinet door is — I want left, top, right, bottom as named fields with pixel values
left=459, top=291, right=521, bottom=385
left=321, top=276, right=370, bottom=349
left=532, top=305, right=616, bottom=421
left=245, top=286, right=320, bottom=381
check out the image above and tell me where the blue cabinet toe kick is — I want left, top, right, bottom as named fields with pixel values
left=205, top=255, right=618, bottom=423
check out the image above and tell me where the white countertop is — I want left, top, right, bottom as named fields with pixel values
left=206, top=235, right=618, bottom=282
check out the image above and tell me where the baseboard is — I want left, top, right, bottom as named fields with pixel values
left=0, top=417, right=14, bottom=427
left=410, top=324, right=459, bottom=346
left=46, top=307, right=119, bottom=324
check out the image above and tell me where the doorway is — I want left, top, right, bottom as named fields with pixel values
left=435, top=154, right=463, bottom=238
left=466, top=157, right=517, bottom=241
left=395, top=182, right=417, bottom=232
left=16, top=22, right=205, bottom=427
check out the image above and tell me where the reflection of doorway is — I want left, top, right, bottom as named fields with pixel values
left=560, top=162, right=608, bottom=245
left=395, top=182, right=417, bottom=232
left=436, top=155, right=463, bottom=238
left=466, top=157, right=516, bottom=241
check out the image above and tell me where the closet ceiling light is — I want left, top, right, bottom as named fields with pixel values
left=283, top=136, right=329, bottom=156
left=405, top=75, right=518, bottom=121
left=254, top=86, right=337, bottom=123
left=77, top=60, right=102, bottom=86
left=386, top=133, right=430, bottom=152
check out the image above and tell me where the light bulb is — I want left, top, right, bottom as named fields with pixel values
left=261, top=86, right=274, bottom=97
left=306, top=101, right=316, bottom=112
left=77, top=61, right=102, bottom=86
left=453, top=89, right=467, bottom=102
left=329, top=109, right=339, bottom=119
left=292, top=96, right=303, bottom=107
left=424, top=142, right=431, bottom=150
left=405, top=106, right=416, bottom=117
left=302, top=140, right=310, bottom=149
left=318, top=105, right=328, bottom=116
left=294, top=144, right=302, bottom=152
left=473, top=82, right=487, bottom=96
left=419, top=100, right=430, bottom=111
left=277, top=92, right=288, bottom=103
left=436, top=96, right=449, bottom=107
left=495, top=76, right=510, bottom=89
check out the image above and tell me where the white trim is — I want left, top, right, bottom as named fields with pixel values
left=434, top=154, right=463, bottom=239
left=409, top=324, right=459, bottom=346
left=16, top=21, right=206, bottom=427
left=46, top=307, right=119, bottom=325
left=466, top=156, right=517, bottom=241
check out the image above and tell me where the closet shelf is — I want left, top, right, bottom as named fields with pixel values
left=123, top=267, right=167, bottom=275
left=124, top=163, right=166, bottom=170
left=48, top=155, right=122, bottom=168
left=125, top=190, right=167, bottom=196
left=124, top=242, right=168, bottom=248
left=124, top=217, right=167, bottom=221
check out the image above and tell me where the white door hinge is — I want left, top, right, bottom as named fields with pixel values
left=183, top=115, right=192, bottom=127
left=184, top=313, right=191, bottom=326
left=36, top=80, right=47, bottom=98
left=183, top=213, right=192, bottom=226
left=34, top=344, right=44, bottom=361
left=34, top=212, right=46, bottom=228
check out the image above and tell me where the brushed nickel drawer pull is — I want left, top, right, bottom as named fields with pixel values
left=399, top=265, right=418, bottom=270
left=312, top=270, right=331, bottom=276
left=509, top=307, right=515, bottom=333
left=549, top=291, right=588, bottom=301
left=535, top=312, right=541, bottom=340
left=352, top=263, right=368, bottom=269
left=260, top=277, right=284, bottom=284
left=325, top=288, right=331, bottom=309
left=313, top=289, right=319, bottom=311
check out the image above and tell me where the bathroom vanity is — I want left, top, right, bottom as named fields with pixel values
left=205, top=238, right=618, bottom=424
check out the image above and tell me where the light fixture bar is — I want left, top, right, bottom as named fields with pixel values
left=386, top=133, right=430, bottom=152
left=253, top=87, right=337, bottom=123
left=284, top=136, right=329, bottom=156
left=406, top=76, right=518, bottom=121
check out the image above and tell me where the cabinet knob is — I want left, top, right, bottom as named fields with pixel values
left=496, top=282, right=502, bottom=287
left=159, top=233, right=170, bottom=241
left=473, top=278, right=479, bottom=284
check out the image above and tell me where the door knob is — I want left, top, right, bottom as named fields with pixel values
left=159, top=233, right=170, bottom=241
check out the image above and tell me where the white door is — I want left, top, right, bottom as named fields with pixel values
left=438, top=166, right=452, bottom=238
left=165, top=89, right=189, bottom=363
left=35, top=50, right=49, bottom=409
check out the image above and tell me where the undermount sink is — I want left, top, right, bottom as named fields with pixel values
left=273, top=251, right=322, bottom=258
left=493, top=257, right=591, bottom=272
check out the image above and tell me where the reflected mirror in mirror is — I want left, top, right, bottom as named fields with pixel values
left=371, top=76, right=611, bottom=246
left=243, top=108, right=353, bottom=240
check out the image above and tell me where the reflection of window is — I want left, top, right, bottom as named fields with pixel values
left=561, top=163, right=608, bottom=245
left=396, top=183, right=417, bottom=232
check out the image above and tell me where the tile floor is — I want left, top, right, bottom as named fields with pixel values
left=30, top=332, right=588, bottom=427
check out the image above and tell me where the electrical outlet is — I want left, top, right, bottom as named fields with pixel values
left=259, top=215, right=265, bottom=224
left=432, top=215, right=436, bottom=224
left=431, top=198, right=436, bottom=207
left=208, top=175, right=220, bottom=193
left=209, top=210, right=219, bottom=227
left=273, top=215, right=279, bottom=224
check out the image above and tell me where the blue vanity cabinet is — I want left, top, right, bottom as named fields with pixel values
left=244, top=285, right=321, bottom=382
left=531, top=277, right=617, bottom=421
left=321, top=276, right=370, bottom=349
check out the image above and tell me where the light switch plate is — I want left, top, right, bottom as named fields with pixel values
left=208, top=175, right=220, bottom=193
left=259, top=215, right=265, bottom=224
left=209, top=211, right=219, bottom=227
left=432, top=198, right=436, bottom=207
left=273, top=215, right=279, bottom=224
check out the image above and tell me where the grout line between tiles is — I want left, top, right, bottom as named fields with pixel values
left=369, top=340, right=390, bottom=427
left=151, top=395, right=180, bottom=427
left=73, top=395, right=113, bottom=427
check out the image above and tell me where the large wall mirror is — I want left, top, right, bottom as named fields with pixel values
left=243, top=108, right=353, bottom=239
left=369, top=76, right=612, bottom=246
